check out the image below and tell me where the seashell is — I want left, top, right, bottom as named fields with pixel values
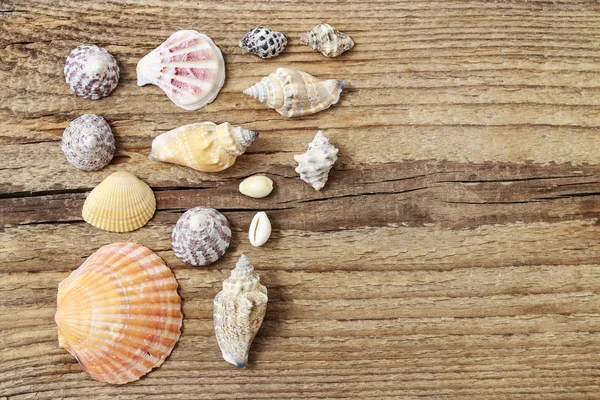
left=171, top=207, right=232, bottom=266
left=55, top=242, right=183, bottom=384
left=214, top=254, right=268, bottom=368
left=239, top=175, right=273, bottom=198
left=149, top=122, right=258, bottom=172
left=300, top=23, right=354, bottom=57
left=294, top=131, right=339, bottom=190
left=239, top=26, right=287, bottom=59
left=137, top=30, right=226, bottom=111
left=64, top=45, right=120, bottom=99
left=61, top=114, right=115, bottom=171
left=82, top=171, right=156, bottom=232
left=243, top=68, right=344, bottom=117
left=249, top=211, right=271, bottom=247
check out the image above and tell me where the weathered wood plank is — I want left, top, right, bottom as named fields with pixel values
left=2, top=0, right=600, bottom=399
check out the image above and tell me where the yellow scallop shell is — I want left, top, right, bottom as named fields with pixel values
left=82, top=171, right=156, bottom=232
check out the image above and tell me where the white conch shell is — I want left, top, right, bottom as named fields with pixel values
left=243, top=68, right=344, bottom=117
left=239, top=175, right=273, bottom=198
left=214, top=254, right=268, bottom=368
left=301, top=23, right=354, bottom=57
left=137, top=30, right=226, bottom=110
left=294, top=131, right=339, bottom=190
left=249, top=211, right=271, bottom=247
left=149, top=122, right=258, bottom=172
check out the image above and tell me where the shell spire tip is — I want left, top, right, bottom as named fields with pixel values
left=236, top=254, right=252, bottom=269
left=235, top=128, right=258, bottom=148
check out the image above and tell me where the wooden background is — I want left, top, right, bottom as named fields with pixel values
left=1, top=0, right=600, bottom=398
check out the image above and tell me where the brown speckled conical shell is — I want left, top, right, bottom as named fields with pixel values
left=61, top=114, right=115, bottom=171
left=55, top=242, right=183, bottom=384
left=64, top=45, right=119, bottom=99
left=171, top=207, right=231, bottom=266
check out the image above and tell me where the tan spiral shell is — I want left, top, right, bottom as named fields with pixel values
left=55, top=242, right=183, bottom=384
left=149, top=122, right=258, bottom=172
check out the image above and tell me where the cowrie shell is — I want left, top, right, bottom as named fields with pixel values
left=249, top=211, right=271, bottom=247
left=239, top=175, right=274, bottom=198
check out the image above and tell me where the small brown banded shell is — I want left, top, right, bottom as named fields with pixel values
left=171, top=207, right=232, bottom=266
left=239, top=26, right=287, bottom=59
left=64, top=45, right=119, bottom=99
left=61, top=114, right=115, bottom=171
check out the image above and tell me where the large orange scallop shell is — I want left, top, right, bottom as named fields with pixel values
left=55, top=242, right=183, bottom=384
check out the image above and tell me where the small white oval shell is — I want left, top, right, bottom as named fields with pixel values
left=239, top=175, right=273, bottom=198
left=249, top=211, right=271, bottom=247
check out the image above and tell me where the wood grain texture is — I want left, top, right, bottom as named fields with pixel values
left=1, top=0, right=600, bottom=398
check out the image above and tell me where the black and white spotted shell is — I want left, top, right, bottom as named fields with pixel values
left=239, top=27, right=287, bottom=59
left=172, top=207, right=232, bottom=266
left=64, top=45, right=119, bottom=100
left=61, top=114, right=115, bottom=171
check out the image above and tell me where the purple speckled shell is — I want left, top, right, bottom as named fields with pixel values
left=172, top=207, right=232, bottom=266
left=64, top=45, right=120, bottom=100
left=61, top=114, right=115, bottom=171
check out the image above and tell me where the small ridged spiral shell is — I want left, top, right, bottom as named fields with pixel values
left=64, top=45, right=119, bottom=99
left=55, top=242, right=183, bottom=384
left=243, top=68, right=344, bottom=117
left=239, top=26, right=287, bottom=59
left=214, top=254, right=268, bottom=368
left=171, top=207, right=232, bottom=266
left=137, top=30, right=226, bottom=111
left=300, top=23, right=354, bottom=57
left=149, top=122, right=258, bottom=172
left=82, top=171, right=156, bottom=232
left=294, top=131, right=339, bottom=190
left=61, top=114, right=115, bottom=171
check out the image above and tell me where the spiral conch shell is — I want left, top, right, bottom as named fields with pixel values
left=61, top=114, right=115, bottom=171
left=149, top=122, right=258, bottom=172
left=82, top=171, right=156, bottom=232
left=301, top=23, right=354, bottom=57
left=294, top=131, right=339, bottom=190
left=214, top=254, right=268, bottom=368
left=55, top=242, right=183, bottom=384
left=171, top=207, right=232, bottom=266
left=137, top=30, right=226, bottom=110
left=64, top=45, right=119, bottom=99
left=243, top=68, right=344, bottom=117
